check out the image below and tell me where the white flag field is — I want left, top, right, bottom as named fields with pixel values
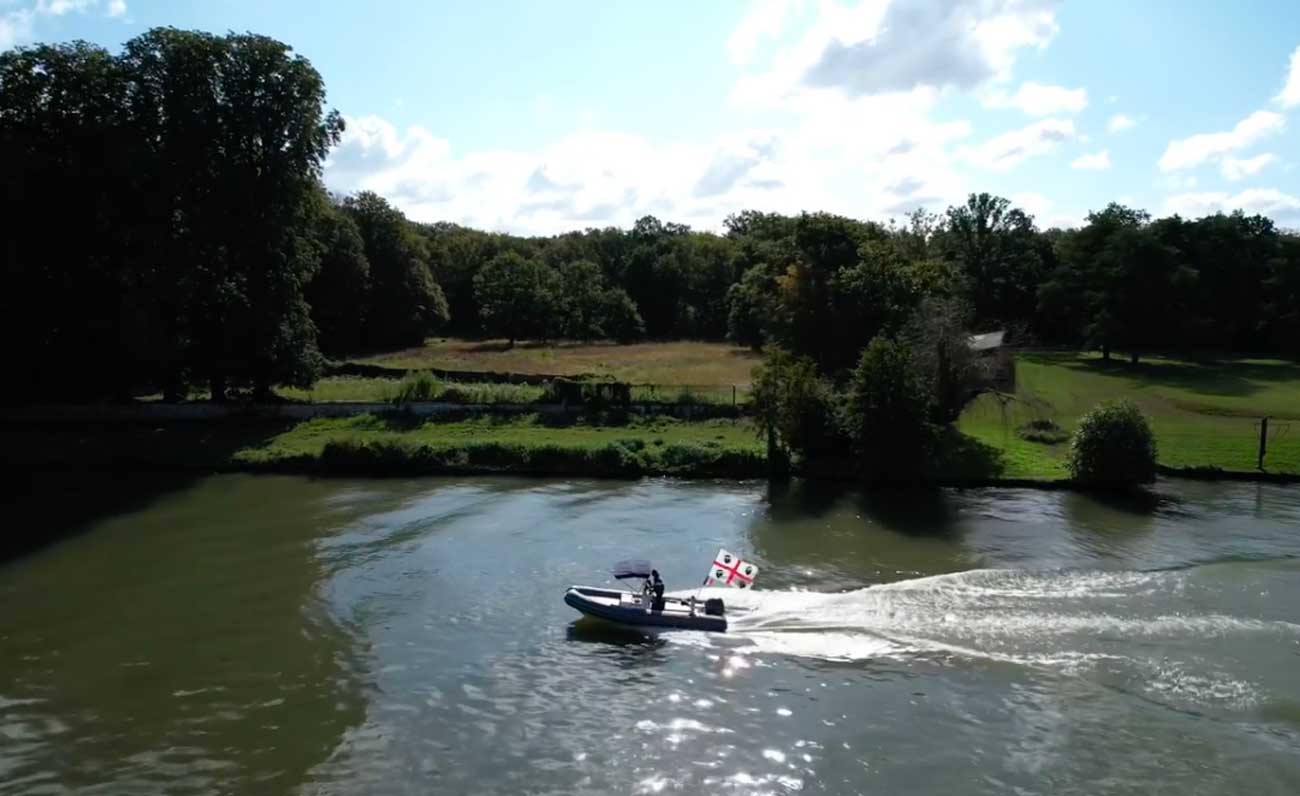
left=703, top=548, right=759, bottom=590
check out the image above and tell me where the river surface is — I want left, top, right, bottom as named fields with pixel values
left=2, top=475, right=1299, bottom=795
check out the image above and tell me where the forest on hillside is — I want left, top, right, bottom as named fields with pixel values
left=4, top=30, right=1300, bottom=403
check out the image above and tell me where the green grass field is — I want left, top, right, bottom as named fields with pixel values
left=957, top=352, right=1300, bottom=478
left=234, top=414, right=762, bottom=466
left=354, top=338, right=761, bottom=387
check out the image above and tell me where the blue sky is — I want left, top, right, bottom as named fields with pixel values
left=4, top=0, right=1299, bottom=233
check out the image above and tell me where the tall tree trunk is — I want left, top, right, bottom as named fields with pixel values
left=1101, top=344, right=1110, bottom=361
left=1129, top=351, right=1139, bottom=365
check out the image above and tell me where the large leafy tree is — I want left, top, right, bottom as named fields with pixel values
left=0, top=41, right=140, bottom=401
left=344, top=191, right=449, bottom=349
left=120, top=28, right=344, bottom=398
left=842, top=336, right=935, bottom=481
left=939, top=193, right=1047, bottom=330
left=473, top=252, right=562, bottom=346
left=307, top=194, right=370, bottom=354
left=1040, top=204, right=1195, bottom=362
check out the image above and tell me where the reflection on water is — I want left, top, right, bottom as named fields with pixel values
left=2, top=475, right=1300, bottom=795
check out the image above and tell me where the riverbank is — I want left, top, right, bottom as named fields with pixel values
left=957, top=352, right=1300, bottom=478
left=1, top=414, right=769, bottom=479
left=7, top=411, right=1298, bottom=487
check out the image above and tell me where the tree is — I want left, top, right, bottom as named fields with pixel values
left=749, top=348, right=843, bottom=466
left=940, top=193, right=1046, bottom=330
left=726, top=264, right=778, bottom=349
left=557, top=259, right=612, bottom=340
left=0, top=41, right=140, bottom=400
left=473, top=252, right=561, bottom=346
left=841, top=336, right=935, bottom=481
left=119, top=29, right=344, bottom=399
left=600, top=288, right=646, bottom=343
left=345, top=192, right=449, bottom=349
left=1042, top=204, right=1194, bottom=363
left=307, top=194, right=370, bottom=354
left=904, top=296, right=984, bottom=422
left=1067, top=400, right=1157, bottom=488
left=1263, top=234, right=1300, bottom=356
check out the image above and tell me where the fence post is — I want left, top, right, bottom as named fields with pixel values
left=1258, top=416, right=1269, bottom=471
left=732, top=385, right=736, bottom=408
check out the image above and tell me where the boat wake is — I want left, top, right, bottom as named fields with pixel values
left=669, top=566, right=1300, bottom=710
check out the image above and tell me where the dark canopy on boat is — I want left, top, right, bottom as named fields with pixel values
left=612, top=559, right=653, bottom=579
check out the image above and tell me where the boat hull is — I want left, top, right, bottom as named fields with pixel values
left=564, top=586, right=727, bottom=633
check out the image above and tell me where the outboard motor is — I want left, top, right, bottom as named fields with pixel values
left=703, top=598, right=725, bottom=617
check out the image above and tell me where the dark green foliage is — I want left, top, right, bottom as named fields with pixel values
left=2, top=29, right=343, bottom=400
left=473, top=252, right=562, bottom=345
left=939, top=193, right=1047, bottom=329
left=601, top=288, right=646, bottom=343
left=316, top=434, right=764, bottom=478
left=841, top=337, right=936, bottom=481
left=307, top=197, right=370, bottom=353
left=750, top=348, right=847, bottom=461
left=345, top=191, right=449, bottom=348
left=1067, top=400, right=1158, bottom=487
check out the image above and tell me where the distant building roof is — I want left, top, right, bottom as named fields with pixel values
left=968, top=330, right=1006, bottom=351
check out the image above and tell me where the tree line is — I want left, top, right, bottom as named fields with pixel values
left=5, top=29, right=1300, bottom=404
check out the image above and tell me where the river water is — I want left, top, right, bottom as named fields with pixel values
left=2, top=475, right=1299, bottom=795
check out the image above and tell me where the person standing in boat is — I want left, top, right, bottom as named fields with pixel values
left=649, top=570, right=665, bottom=612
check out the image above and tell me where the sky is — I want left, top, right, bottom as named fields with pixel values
left=4, top=0, right=1300, bottom=234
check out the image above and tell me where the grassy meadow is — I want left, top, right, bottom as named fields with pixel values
left=957, top=352, right=1300, bottom=478
left=353, top=338, right=762, bottom=386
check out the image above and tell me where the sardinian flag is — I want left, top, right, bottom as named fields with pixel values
left=704, top=548, right=759, bottom=590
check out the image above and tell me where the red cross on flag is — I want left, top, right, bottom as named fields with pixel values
left=704, top=548, right=759, bottom=589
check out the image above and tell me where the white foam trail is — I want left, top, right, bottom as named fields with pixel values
left=668, top=569, right=1295, bottom=707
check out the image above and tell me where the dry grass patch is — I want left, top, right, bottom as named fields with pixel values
left=355, top=338, right=762, bottom=386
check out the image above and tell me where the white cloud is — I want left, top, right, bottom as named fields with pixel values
left=1158, top=110, right=1284, bottom=171
left=732, top=0, right=1060, bottom=104
left=965, top=118, right=1076, bottom=170
left=1107, top=113, right=1136, bottom=132
left=1009, top=191, right=1079, bottom=228
left=1277, top=45, right=1300, bottom=108
left=0, top=9, right=35, bottom=50
left=727, top=0, right=798, bottom=65
left=1221, top=153, right=1276, bottom=181
left=1070, top=149, right=1110, bottom=170
left=35, top=0, right=97, bottom=15
left=2, top=0, right=121, bottom=49
left=324, top=101, right=977, bottom=235
left=984, top=81, right=1087, bottom=115
left=1163, top=188, right=1300, bottom=222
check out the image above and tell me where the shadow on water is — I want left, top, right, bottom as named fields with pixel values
left=2, top=469, right=199, bottom=562
left=564, top=621, right=671, bottom=670
left=857, top=489, right=960, bottom=537
left=0, top=474, right=372, bottom=794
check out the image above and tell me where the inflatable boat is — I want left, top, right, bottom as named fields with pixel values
left=564, top=560, right=727, bottom=633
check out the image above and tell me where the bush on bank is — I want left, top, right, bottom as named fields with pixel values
left=1067, top=399, right=1158, bottom=488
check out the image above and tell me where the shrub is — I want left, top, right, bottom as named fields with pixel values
left=389, top=371, right=441, bottom=404
left=1017, top=418, right=1069, bottom=445
left=1067, top=400, right=1157, bottom=487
